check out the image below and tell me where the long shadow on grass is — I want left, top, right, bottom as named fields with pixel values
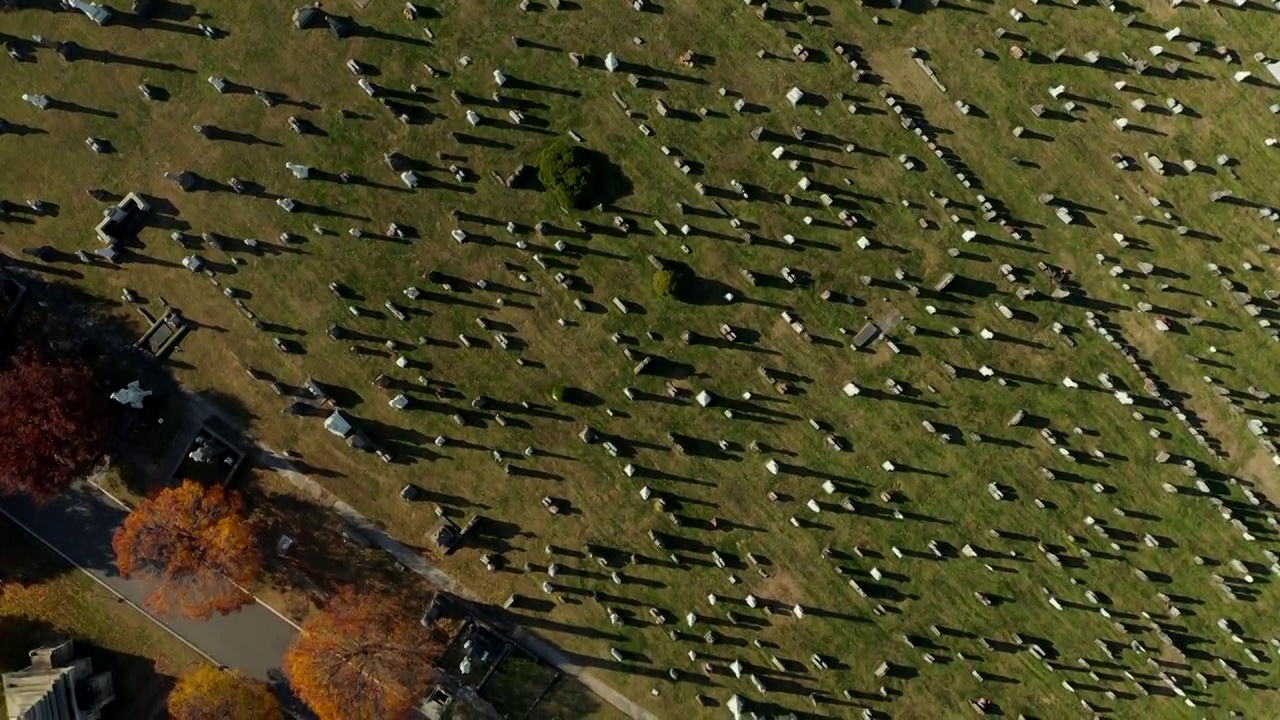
left=47, top=98, right=118, bottom=118
left=353, top=25, right=436, bottom=49
left=75, top=45, right=196, bottom=74
left=114, top=12, right=208, bottom=38
left=206, top=127, right=281, bottom=147
left=251, top=487, right=420, bottom=605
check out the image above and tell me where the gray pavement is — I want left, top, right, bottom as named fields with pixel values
left=0, top=482, right=299, bottom=683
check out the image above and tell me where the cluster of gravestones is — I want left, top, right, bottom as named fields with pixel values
left=9, top=0, right=1280, bottom=716
left=404, top=5, right=1280, bottom=718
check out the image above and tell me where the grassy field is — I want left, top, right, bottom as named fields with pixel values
left=4, top=0, right=1280, bottom=716
left=0, top=520, right=205, bottom=719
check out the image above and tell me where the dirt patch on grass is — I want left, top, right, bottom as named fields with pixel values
left=860, top=343, right=897, bottom=370
left=1117, top=314, right=1248, bottom=455
left=755, top=570, right=806, bottom=607
left=1240, top=447, right=1280, bottom=503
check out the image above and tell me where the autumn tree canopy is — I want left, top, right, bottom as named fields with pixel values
left=0, top=343, right=112, bottom=501
left=168, top=665, right=281, bottom=720
left=111, top=480, right=261, bottom=619
left=284, top=587, right=445, bottom=720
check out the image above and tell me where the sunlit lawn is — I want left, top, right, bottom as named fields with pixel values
left=3, top=0, right=1280, bottom=715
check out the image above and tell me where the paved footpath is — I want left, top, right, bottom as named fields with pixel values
left=258, top=450, right=659, bottom=720
left=0, top=482, right=300, bottom=683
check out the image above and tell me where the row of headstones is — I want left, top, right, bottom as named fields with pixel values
left=540, top=8, right=1269, bottom=707
left=327, top=7, right=1259, bottom=702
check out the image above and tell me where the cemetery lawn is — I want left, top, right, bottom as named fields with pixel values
left=3, top=0, right=1280, bottom=717
left=0, top=519, right=205, bottom=719
left=528, top=674, right=630, bottom=720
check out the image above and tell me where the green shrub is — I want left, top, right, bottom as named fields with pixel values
left=551, top=384, right=568, bottom=402
left=652, top=269, right=682, bottom=298
left=537, top=141, right=596, bottom=209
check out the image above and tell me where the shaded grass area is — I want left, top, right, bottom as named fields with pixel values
left=99, top=462, right=432, bottom=627
left=2, top=0, right=1280, bottom=717
left=0, top=519, right=205, bottom=720
left=528, top=675, right=626, bottom=720
left=477, top=648, right=559, bottom=717
left=247, top=467, right=442, bottom=625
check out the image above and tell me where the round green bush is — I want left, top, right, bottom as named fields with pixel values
left=537, top=141, right=597, bottom=209
left=652, top=269, right=682, bottom=298
left=551, top=384, right=569, bottom=402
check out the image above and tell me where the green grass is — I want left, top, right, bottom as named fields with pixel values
left=477, top=649, right=559, bottom=717
left=0, top=520, right=205, bottom=720
left=3, top=0, right=1280, bottom=717
left=529, top=674, right=626, bottom=720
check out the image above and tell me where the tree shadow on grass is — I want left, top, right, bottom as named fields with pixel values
left=248, top=485, right=429, bottom=612
left=581, top=149, right=632, bottom=207
left=663, top=261, right=737, bottom=307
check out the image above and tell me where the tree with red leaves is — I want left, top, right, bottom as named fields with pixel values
left=0, top=344, right=112, bottom=501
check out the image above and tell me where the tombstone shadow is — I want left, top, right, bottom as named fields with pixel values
left=139, top=0, right=199, bottom=21
left=46, top=98, right=117, bottom=118
left=619, top=61, right=707, bottom=86
left=1125, top=123, right=1167, bottom=137
left=114, top=12, right=207, bottom=36
left=464, top=517, right=537, bottom=556
left=454, top=132, right=514, bottom=150
left=0, top=122, right=47, bottom=137
left=294, top=202, right=370, bottom=222
left=937, top=0, right=986, bottom=11
left=205, top=126, right=281, bottom=147
left=504, top=77, right=581, bottom=98
left=514, top=38, right=563, bottom=53
left=556, top=386, right=603, bottom=408
left=71, top=41, right=195, bottom=73
left=349, top=23, right=434, bottom=49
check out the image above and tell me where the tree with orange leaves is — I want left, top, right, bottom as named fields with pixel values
left=111, top=480, right=261, bottom=620
left=168, top=665, right=281, bottom=720
left=284, top=587, right=445, bottom=720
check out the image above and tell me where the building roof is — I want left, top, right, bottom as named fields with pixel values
left=3, top=640, right=113, bottom=720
